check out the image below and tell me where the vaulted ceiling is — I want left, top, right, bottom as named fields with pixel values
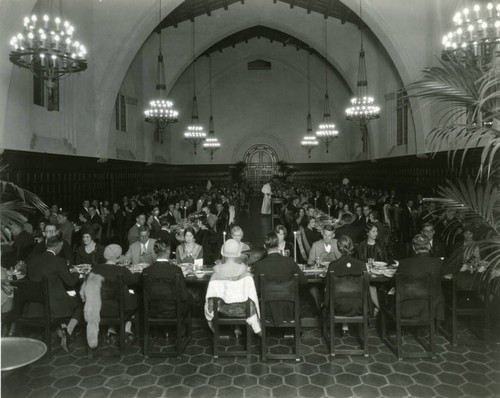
left=158, top=0, right=363, bottom=29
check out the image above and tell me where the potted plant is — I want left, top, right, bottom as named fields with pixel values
left=407, top=55, right=500, bottom=304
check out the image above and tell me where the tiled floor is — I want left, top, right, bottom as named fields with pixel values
left=2, top=324, right=499, bottom=398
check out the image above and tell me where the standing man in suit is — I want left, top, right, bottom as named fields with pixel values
left=124, top=226, right=157, bottom=265
left=149, top=206, right=162, bottom=239
left=57, top=211, right=74, bottom=247
left=393, top=234, right=444, bottom=321
left=164, top=204, right=177, bottom=226
left=308, top=225, right=342, bottom=266
left=128, top=213, right=146, bottom=245
left=27, top=236, right=82, bottom=352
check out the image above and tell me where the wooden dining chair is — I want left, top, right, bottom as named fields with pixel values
left=14, top=276, right=54, bottom=356
left=259, top=274, right=301, bottom=362
left=439, top=273, right=490, bottom=346
left=380, top=273, right=436, bottom=360
left=323, top=271, right=370, bottom=357
left=211, top=298, right=252, bottom=360
left=142, top=273, right=192, bottom=358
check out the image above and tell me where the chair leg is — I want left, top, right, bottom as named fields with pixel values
left=119, top=324, right=126, bottom=358
left=363, top=318, right=369, bottom=357
left=213, top=321, right=219, bottom=359
left=430, top=318, right=436, bottom=359
left=261, top=324, right=266, bottom=361
left=143, top=320, right=149, bottom=358
left=295, top=323, right=300, bottom=362
left=330, top=315, right=335, bottom=357
left=246, top=323, right=252, bottom=360
left=396, top=319, right=402, bottom=361
left=177, top=320, right=183, bottom=359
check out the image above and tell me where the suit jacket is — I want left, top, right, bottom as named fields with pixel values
left=127, top=224, right=141, bottom=245
left=144, top=260, right=191, bottom=316
left=253, top=252, right=308, bottom=324
left=394, top=252, right=444, bottom=320
left=27, top=251, right=80, bottom=319
left=12, top=230, right=35, bottom=262
left=335, top=224, right=364, bottom=245
left=124, top=239, right=157, bottom=265
left=411, top=238, right=446, bottom=258
left=165, top=212, right=177, bottom=226
left=59, top=220, right=74, bottom=246
left=149, top=217, right=162, bottom=239
left=30, top=239, right=74, bottom=266
left=308, top=240, right=341, bottom=265
left=326, top=255, right=367, bottom=316
left=253, top=252, right=307, bottom=293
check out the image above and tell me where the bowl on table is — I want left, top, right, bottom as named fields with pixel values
left=194, top=270, right=205, bottom=279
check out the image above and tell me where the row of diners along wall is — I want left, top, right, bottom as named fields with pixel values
left=0, top=148, right=492, bottom=214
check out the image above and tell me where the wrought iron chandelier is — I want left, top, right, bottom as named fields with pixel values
left=316, top=19, right=339, bottom=153
left=203, top=55, right=220, bottom=160
left=144, top=0, right=178, bottom=143
left=9, top=0, right=87, bottom=98
left=184, top=20, right=206, bottom=155
left=301, top=51, right=318, bottom=158
left=345, top=0, right=380, bottom=127
left=442, top=2, right=500, bottom=68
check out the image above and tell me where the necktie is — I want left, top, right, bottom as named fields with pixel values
left=141, top=244, right=146, bottom=255
left=325, top=244, right=331, bottom=253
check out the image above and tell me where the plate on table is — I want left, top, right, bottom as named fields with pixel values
left=370, top=268, right=385, bottom=276
left=75, top=264, right=92, bottom=274
left=372, top=261, right=387, bottom=268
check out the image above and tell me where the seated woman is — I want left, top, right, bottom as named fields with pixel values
left=326, top=235, right=367, bottom=336
left=82, top=244, right=140, bottom=345
left=275, top=224, right=293, bottom=257
left=355, top=223, right=388, bottom=264
left=206, top=239, right=260, bottom=336
left=75, top=226, right=105, bottom=266
left=296, top=207, right=309, bottom=230
left=445, top=224, right=485, bottom=278
left=175, top=226, right=203, bottom=264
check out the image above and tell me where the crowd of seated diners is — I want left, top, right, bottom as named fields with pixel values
left=0, top=178, right=492, bottom=354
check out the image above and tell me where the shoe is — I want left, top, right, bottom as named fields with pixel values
left=234, top=327, right=242, bottom=339
left=60, top=327, right=71, bottom=353
left=105, top=331, right=117, bottom=344
left=125, top=332, right=136, bottom=345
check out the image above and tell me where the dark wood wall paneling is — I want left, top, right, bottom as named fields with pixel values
left=1, top=149, right=487, bottom=214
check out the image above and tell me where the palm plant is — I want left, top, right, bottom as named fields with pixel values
left=0, top=165, right=48, bottom=241
left=407, top=54, right=500, bottom=291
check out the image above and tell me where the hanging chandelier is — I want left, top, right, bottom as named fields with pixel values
left=9, top=1, right=87, bottom=97
left=184, top=20, right=206, bottom=155
left=316, top=20, right=339, bottom=153
left=301, top=51, right=318, bottom=158
left=345, top=0, right=380, bottom=126
left=203, top=55, right=221, bottom=160
left=442, top=2, right=500, bottom=67
left=144, top=0, right=178, bottom=143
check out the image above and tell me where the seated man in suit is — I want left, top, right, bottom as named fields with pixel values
left=29, top=223, right=74, bottom=266
left=143, top=240, right=192, bottom=320
left=9, top=222, right=35, bottom=263
left=308, top=225, right=341, bottom=266
left=124, top=226, right=157, bottom=265
left=392, top=234, right=444, bottom=322
left=26, top=236, right=82, bottom=352
left=254, top=233, right=315, bottom=322
left=419, top=222, right=446, bottom=258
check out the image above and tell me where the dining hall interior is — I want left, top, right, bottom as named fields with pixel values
left=1, top=0, right=500, bottom=397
